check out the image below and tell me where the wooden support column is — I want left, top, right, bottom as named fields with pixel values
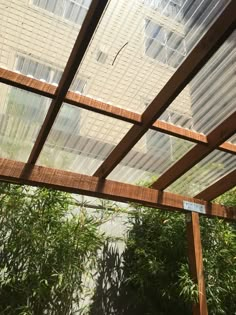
left=186, top=212, right=208, bottom=315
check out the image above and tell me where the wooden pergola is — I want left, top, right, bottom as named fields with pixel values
left=0, top=1, right=236, bottom=314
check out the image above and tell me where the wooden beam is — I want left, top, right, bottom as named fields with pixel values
left=0, top=68, right=56, bottom=99
left=219, top=141, right=236, bottom=155
left=152, top=111, right=236, bottom=190
left=65, top=90, right=141, bottom=125
left=93, top=2, right=236, bottom=178
left=0, top=158, right=235, bottom=220
left=0, top=68, right=139, bottom=124
left=186, top=213, right=208, bottom=315
left=1, top=68, right=235, bottom=155
left=152, top=120, right=207, bottom=144
left=195, top=170, right=236, bottom=201
left=27, top=0, right=108, bottom=165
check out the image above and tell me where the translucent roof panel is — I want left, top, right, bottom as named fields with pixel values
left=0, top=0, right=92, bottom=75
left=168, top=150, right=236, bottom=197
left=108, top=130, right=194, bottom=184
left=70, top=0, right=230, bottom=113
left=227, top=134, right=236, bottom=145
left=159, top=30, right=236, bottom=134
left=0, top=83, right=50, bottom=162
left=37, top=103, right=132, bottom=174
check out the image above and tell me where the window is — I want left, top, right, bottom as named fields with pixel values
left=32, top=0, right=92, bottom=25
left=71, top=77, right=87, bottom=93
left=163, top=0, right=185, bottom=19
left=96, top=49, right=108, bottom=64
left=15, top=55, right=87, bottom=92
left=7, top=56, right=57, bottom=122
left=16, top=55, right=62, bottom=84
left=8, top=56, right=87, bottom=133
left=144, top=19, right=186, bottom=68
left=140, top=0, right=185, bottom=21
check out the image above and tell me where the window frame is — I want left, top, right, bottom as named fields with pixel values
left=30, top=0, right=91, bottom=26
left=8, top=54, right=88, bottom=133
left=140, top=0, right=185, bottom=21
left=144, top=18, right=186, bottom=68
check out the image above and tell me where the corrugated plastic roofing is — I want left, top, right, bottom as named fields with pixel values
left=0, top=0, right=235, bottom=202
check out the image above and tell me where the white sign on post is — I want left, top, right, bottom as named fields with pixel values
left=183, top=201, right=206, bottom=214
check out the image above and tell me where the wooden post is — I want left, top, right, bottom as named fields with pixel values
left=186, top=212, right=208, bottom=315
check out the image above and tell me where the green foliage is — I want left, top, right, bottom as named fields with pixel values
left=215, top=187, right=236, bottom=207
left=122, top=209, right=192, bottom=315
left=200, top=217, right=236, bottom=314
left=0, top=183, right=104, bottom=315
left=122, top=194, right=236, bottom=314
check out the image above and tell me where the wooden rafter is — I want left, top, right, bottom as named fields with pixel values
left=195, top=170, right=236, bottom=201
left=152, top=111, right=236, bottom=190
left=26, top=0, right=108, bottom=165
left=0, top=68, right=235, bottom=155
left=0, top=158, right=235, bottom=220
left=93, top=2, right=236, bottom=178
